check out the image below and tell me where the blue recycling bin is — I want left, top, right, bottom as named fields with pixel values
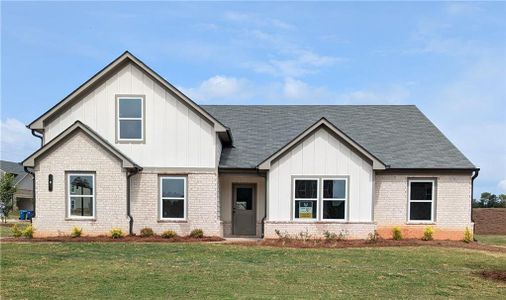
left=19, top=210, right=27, bottom=220
left=26, top=211, right=34, bottom=220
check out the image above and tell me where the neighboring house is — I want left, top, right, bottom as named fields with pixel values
left=0, top=160, right=34, bottom=211
left=22, top=52, right=478, bottom=239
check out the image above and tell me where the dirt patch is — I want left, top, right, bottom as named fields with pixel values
left=1, top=235, right=224, bottom=243
left=478, top=270, right=506, bottom=282
left=473, top=208, right=506, bottom=234
left=230, top=238, right=506, bottom=253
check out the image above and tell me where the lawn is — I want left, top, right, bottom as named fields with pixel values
left=1, top=243, right=505, bottom=299
left=0, top=222, right=29, bottom=237
left=476, top=235, right=506, bottom=247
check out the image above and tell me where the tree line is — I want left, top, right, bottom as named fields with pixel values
left=473, top=192, right=506, bottom=208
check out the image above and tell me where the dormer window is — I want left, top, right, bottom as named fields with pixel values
left=116, top=95, right=144, bottom=143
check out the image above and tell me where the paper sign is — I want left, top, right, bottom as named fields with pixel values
left=299, top=201, right=313, bottom=218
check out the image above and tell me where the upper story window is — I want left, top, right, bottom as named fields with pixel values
left=408, top=179, right=435, bottom=222
left=117, top=96, right=144, bottom=142
left=68, top=173, right=95, bottom=219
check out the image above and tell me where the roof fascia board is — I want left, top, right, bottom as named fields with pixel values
left=22, top=121, right=137, bottom=169
left=29, top=52, right=228, bottom=134
left=257, top=118, right=386, bottom=170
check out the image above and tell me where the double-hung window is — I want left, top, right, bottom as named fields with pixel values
left=293, top=179, right=319, bottom=220
left=68, top=173, right=95, bottom=218
left=322, top=178, right=347, bottom=220
left=117, top=96, right=144, bottom=142
left=160, top=177, right=186, bottom=220
left=408, top=179, right=435, bottom=222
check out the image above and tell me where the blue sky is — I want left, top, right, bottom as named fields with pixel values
left=1, top=1, right=505, bottom=197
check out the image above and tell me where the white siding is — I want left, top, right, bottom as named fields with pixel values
left=44, top=63, right=216, bottom=168
left=267, top=127, right=374, bottom=222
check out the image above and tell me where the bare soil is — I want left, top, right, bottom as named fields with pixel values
left=478, top=270, right=506, bottom=282
left=0, top=235, right=224, bottom=243
left=473, top=208, right=506, bottom=234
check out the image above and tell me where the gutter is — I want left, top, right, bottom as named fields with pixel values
left=471, top=168, right=480, bottom=235
left=127, top=166, right=142, bottom=235
left=24, top=129, right=43, bottom=222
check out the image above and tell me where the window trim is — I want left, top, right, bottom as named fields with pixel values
left=407, top=179, right=436, bottom=223
left=292, top=178, right=320, bottom=221
left=67, top=173, right=95, bottom=219
left=116, top=95, right=145, bottom=143
left=159, top=176, right=187, bottom=221
left=321, top=177, right=348, bottom=221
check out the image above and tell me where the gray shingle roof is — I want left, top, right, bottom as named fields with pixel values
left=0, top=160, right=26, bottom=176
left=201, top=105, right=475, bottom=170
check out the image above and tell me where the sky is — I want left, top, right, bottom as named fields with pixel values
left=1, top=1, right=505, bottom=197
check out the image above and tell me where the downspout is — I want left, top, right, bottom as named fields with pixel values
left=471, top=168, right=480, bottom=236
left=257, top=169, right=267, bottom=238
left=26, top=129, right=43, bottom=222
left=127, top=167, right=142, bottom=235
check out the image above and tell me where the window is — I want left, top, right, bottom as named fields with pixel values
left=160, top=177, right=186, bottom=220
left=117, top=96, right=144, bottom=141
left=322, top=179, right=347, bottom=220
left=67, top=173, right=95, bottom=218
left=293, top=179, right=319, bottom=220
left=408, top=179, right=435, bottom=222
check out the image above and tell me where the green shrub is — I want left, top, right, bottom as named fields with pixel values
left=189, top=228, right=204, bottom=238
left=110, top=228, right=124, bottom=239
left=161, top=230, right=177, bottom=239
left=140, top=227, right=154, bottom=237
left=11, top=224, right=22, bottom=238
left=22, top=225, right=34, bottom=239
left=392, top=226, right=403, bottom=240
left=70, top=227, right=82, bottom=238
left=463, top=227, right=473, bottom=243
left=367, top=230, right=380, bottom=243
left=422, top=226, right=434, bottom=241
left=323, top=231, right=337, bottom=241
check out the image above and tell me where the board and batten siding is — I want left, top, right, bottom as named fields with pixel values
left=267, top=127, right=374, bottom=222
left=44, top=63, right=217, bottom=168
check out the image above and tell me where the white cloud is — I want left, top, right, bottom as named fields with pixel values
left=499, top=179, right=506, bottom=193
left=224, top=11, right=294, bottom=30
left=445, top=3, right=480, bottom=15
left=338, top=85, right=411, bottom=104
left=182, top=75, right=253, bottom=102
left=0, top=118, right=40, bottom=162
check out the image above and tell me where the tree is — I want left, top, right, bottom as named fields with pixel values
left=473, top=192, right=506, bottom=208
left=0, top=173, right=17, bottom=222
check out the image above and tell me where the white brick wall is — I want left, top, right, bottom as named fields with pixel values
left=33, top=131, right=128, bottom=236
left=374, top=172, right=473, bottom=238
left=264, top=222, right=376, bottom=239
left=130, top=171, right=223, bottom=236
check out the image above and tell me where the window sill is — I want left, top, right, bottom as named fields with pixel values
left=157, top=220, right=188, bottom=224
left=406, top=221, right=436, bottom=225
left=65, top=218, right=96, bottom=222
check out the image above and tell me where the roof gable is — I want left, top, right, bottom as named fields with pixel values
left=258, top=118, right=386, bottom=170
left=29, top=51, right=229, bottom=138
left=23, top=121, right=140, bottom=169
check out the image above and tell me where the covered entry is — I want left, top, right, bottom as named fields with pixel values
left=232, top=184, right=257, bottom=235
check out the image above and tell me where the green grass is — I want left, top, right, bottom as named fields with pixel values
left=1, top=243, right=505, bottom=299
left=476, top=235, right=506, bottom=247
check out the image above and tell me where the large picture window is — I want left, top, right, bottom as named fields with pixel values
left=322, top=179, right=347, bottom=220
left=67, top=173, right=95, bottom=218
left=408, top=179, right=435, bottom=222
left=160, top=177, right=186, bottom=220
left=117, top=96, right=144, bottom=141
left=293, top=179, right=319, bottom=220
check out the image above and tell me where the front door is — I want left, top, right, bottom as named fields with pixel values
left=232, top=184, right=256, bottom=235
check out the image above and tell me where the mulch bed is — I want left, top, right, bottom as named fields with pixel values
left=1, top=235, right=224, bottom=243
left=229, top=238, right=506, bottom=253
left=478, top=270, right=506, bottom=282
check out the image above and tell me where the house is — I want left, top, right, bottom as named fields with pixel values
left=22, top=52, right=478, bottom=239
left=0, top=160, right=34, bottom=211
